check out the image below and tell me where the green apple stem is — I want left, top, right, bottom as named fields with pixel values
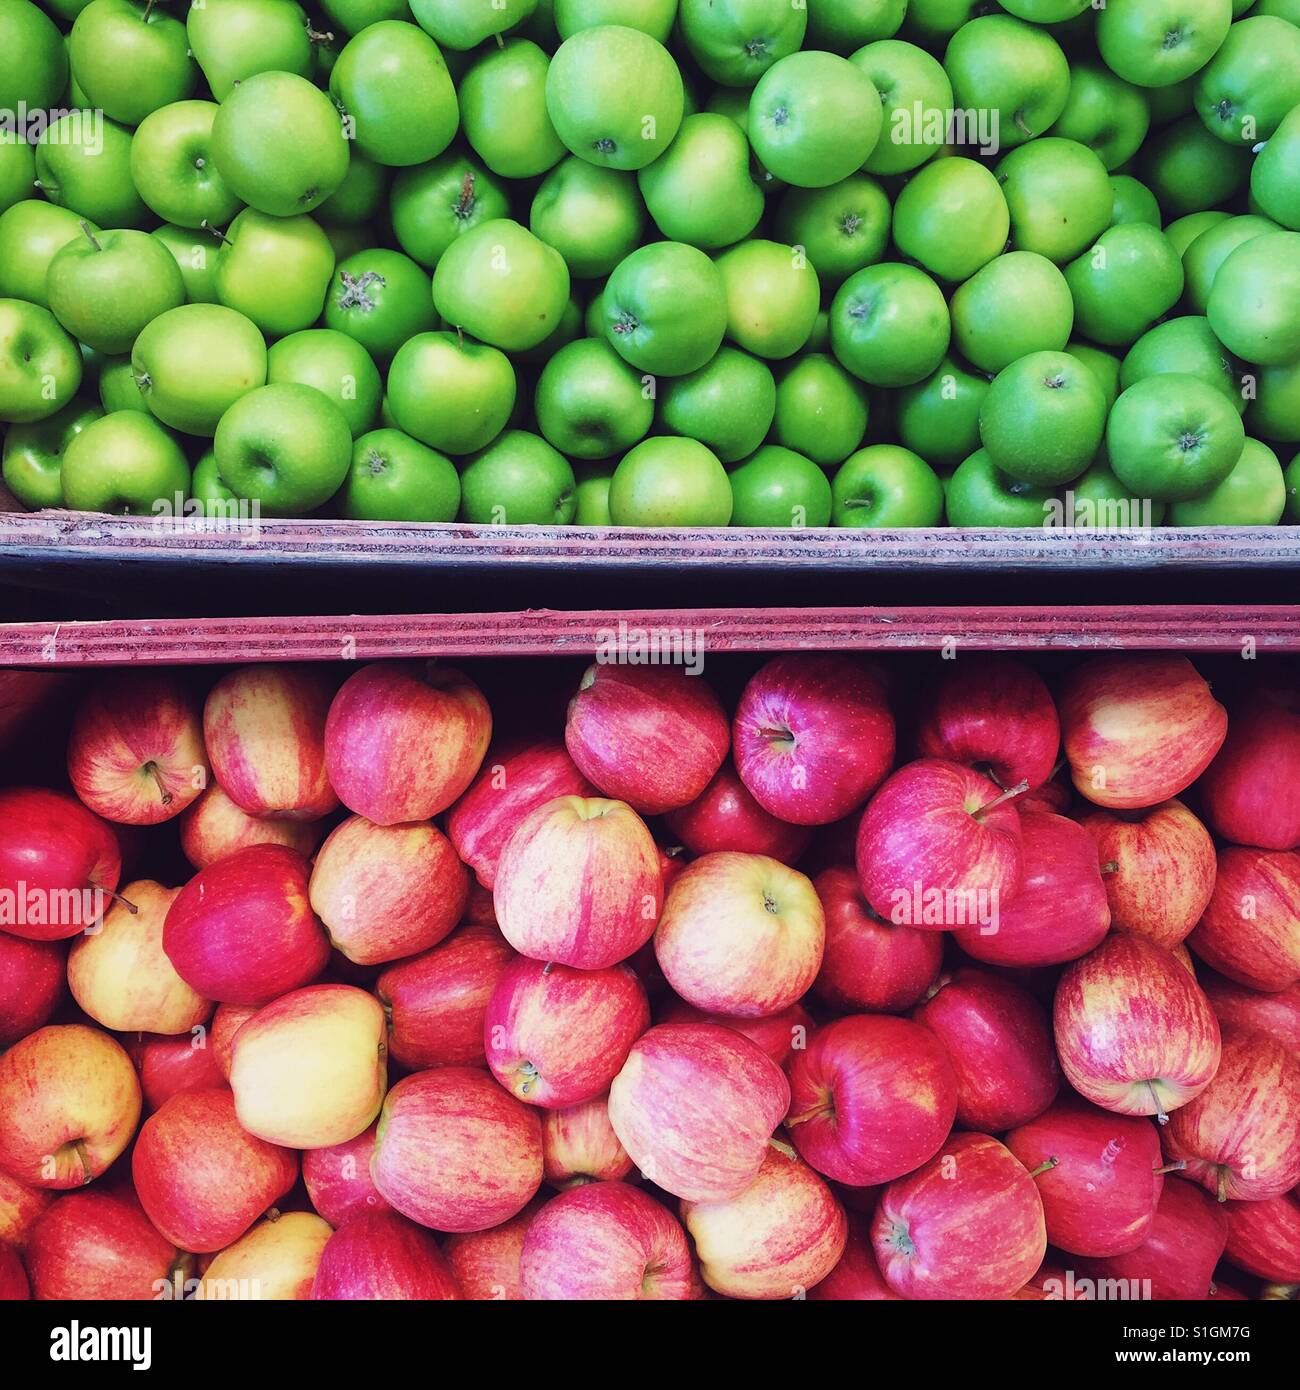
left=1146, top=1082, right=1169, bottom=1125
left=974, top=778, right=1029, bottom=817
left=142, top=0, right=157, bottom=22
left=1026, top=1157, right=1059, bottom=1180
left=78, top=220, right=102, bottom=253
left=200, top=219, right=232, bottom=246
left=1153, top=1160, right=1186, bottom=1176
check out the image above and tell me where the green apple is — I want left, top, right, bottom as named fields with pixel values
left=1096, top=0, right=1233, bottom=89
left=1067, top=452, right=1167, bottom=529
left=387, top=331, right=516, bottom=455
left=1168, top=435, right=1286, bottom=523
left=714, top=239, right=820, bottom=360
left=129, top=100, right=242, bottom=230
left=0, top=0, right=68, bottom=110
left=658, top=346, right=776, bottom=463
left=545, top=24, right=684, bottom=170
left=98, top=354, right=149, bottom=413
left=1252, top=0, right=1300, bottom=18
left=1182, top=213, right=1277, bottom=311
left=1252, top=103, right=1300, bottom=231
left=1142, top=115, right=1251, bottom=217
left=324, top=248, right=436, bottom=365
left=609, top=435, right=732, bottom=525
left=1247, top=359, right=1300, bottom=443
left=190, top=447, right=238, bottom=518
left=47, top=225, right=186, bottom=356
left=459, top=429, right=577, bottom=525
left=943, top=15, right=1070, bottom=148
left=212, top=71, right=348, bottom=216
left=1146, top=77, right=1199, bottom=125
left=341, top=427, right=460, bottom=522
left=131, top=302, right=267, bottom=435
left=1120, top=316, right=1244, bottom=413
left=409, top=0, right=538, bottom=49
left=459, top=39, right=564, bottom=180
left=831, top=262, right=950, bottom=387
left=1207, top=230, right=1300, bottom=365
left=318, top=154, right=389, bottom=228
left=729, top=444, right=833, bottom=527
left=61, top=409, right=190, bottom=514
left=1107, top=372, right=1246, bottom=499
left=950, top=252, right=1073, bottom=375
left=215, top=382, right=352, bottom=514
left=573, top=458, right=615, bottom=524
left=602, top=240, right=727, bottom=375
left=831, top=443, right=944, bottom=527
left=807, top=0, right=907, bottom=51
left=330, top=20, right=459, bottom=169
left=535, top=336, right=653, bottom=458
left=267, top=329, right=381, bottom=437
left=638, top=114, right=763, bottom=249
left=773, top=177, right=890, bottom=290
left=36, top=114, right=148, bottom=228
left=323, top=0, right=411, bottom=35
left=895, top=355, right=990, bottom=472
left=433, top=218, right=570, bottom=354
left=944, top=448, right=1056, bottom=526
left=215, top=209, right=335, bottom=338
left=772, top=353, right=869, bottom=468
left=69, top=0, right=196, bottom=127
left=531, top=157, right=645, bottom=278
left=390, top=153, right=510, bottom=269
left=2, top=396, right=101, bottom=508
left=514, top=294, right=583, bottom=366
left=979, top=350, right=1107, bottom=486
left=0, top=298, right=83, bottom=423
left=151, top=223, right=221, bottom=303
left=996, top=139, right=1113, bottom=263
left=749, top=51, right=882, bottom=187
left=994, top=0, right=1092, bottom=17
left=1069, top=341, right=1123, bottom=413
left=1047, top=62, right=1151, bottom=170
left=852, top=39, right=954, bottom=176
left=1287, top=450, right=1300, bottom=521
left=893, top=156, right=1010, bottom=282
left=187, top=0, right=313, bottom=100
left=1109, top=175, right=1163, bottom=228
left=1194, top=15, right=1300, bottom=143
left=678, top=0, right=807, bottom=86
left=1063, top=223, right=1185, bottom=347
left=904, top=0, right=980, bottom=46
left=556, top=0, right=676, bottom=41
left=0, top=201, right=96, bottom=306
left=0, top=138, right=35, bottom=219
left=1165, top=210, right=1231, bottom=257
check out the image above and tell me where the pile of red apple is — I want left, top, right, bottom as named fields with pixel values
left=0, top=648, right=1298, bottom=1302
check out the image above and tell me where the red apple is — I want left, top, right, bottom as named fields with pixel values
left=67, top=670, right=208, bottom=825
left=1202, top=971, right=1300, bottom=1058
left=136, top=1031, right=225, bottom=1111
left=655, top=997, right=814, bottom=1068
left=1223, top=1190, right=1300, bottom=1282
left=26, top=1187, right=181, bottom=1300
left=911, top=968, right=1058, bottom=1132
left=309, top=815, right=469, bottom=966
left=542, top=1095, right=634, bottom=1187
left=163, top=844, right=330, bottom=1005
left=607, top=1022, right=790, bottom=1201
left=443, top=1199, right=541, bottom=1301
left=203, top=664, right=338, bottom=820
left=913, top=654, right=1060, bottom=792
left=856, top=759, right=1024, bottom=926
left=485, top=956, right=650, bottom=1108
left=0, top=1244, right=26, bottom=1300
left=872, top=1133, right=1047, bottom=1300
left=446, top=738, right=594, bottom=890
left=1058, top=653, right=1227, bottom=810
left=521, top=1180, right=694, bottom=1300
left=1004, top=1095, right=1165, bottom=1256
left=785, top=1014, right=958, bottom=1186
left=211, top=1001, right=258, bottom=1079
left=376, top=925, right=515, bottom=1070
left=654, top=851, right=824, bottom=1018
left=1199, top=689, right=1300, bottom=850
left=132, top=1087, right=298, bottom=1252
left=302, top=1122, right=391, bottom=1227
left=808, top=1215, right=903, bottom=1300
left=325, top=661, right=491, bottom=825
left=811, top=865, right=943, bottom=1012
left=493, top=795, right=662, bottom=970
left=0, top=1023, right=141, bottom=1187
left=732, top=654, right=895, bottom=826
left=0, top=930, right=64, bottom=1044
left=664, top=761, right=813, bottom=864
left=0, top=787, right=120, bottom=941
left=565, top=663, right=729, bottom=816
left=1163, top=1025, right=1300, bottom=1202
left=1054, top=932, right=1222, bottom=1120
left=370, top=1066, right=543, bottom=1232
left=195, top=1210, right=331, bottom=1300
left=178, top=782, right=323, bottom=870
left=1187, top=846, right=1300, bottom=992
left=682, top=1143, right=847, bottom=1300
left=0, top=1168, right=52, bottom=1249
left=312, top=1209, right=461, bottom=1300
left=1080, top=799, right=1216, bottom=950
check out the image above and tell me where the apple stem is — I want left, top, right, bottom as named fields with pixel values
left=456, top=324, right=465, bottom=348
left=1153, top=1160, right=1186, bottom=1176
left=142, top=0, right=156, bottom=21
left=79, top=220, right=102, bottom=253
left=145, top=761, right=173, bottom=807
left=1014, top=111, right=1033, bottom=138
left=72, top=1139, right=92, bottom=1186
left=494, top=32, right=505, bottom=48
left=1099, top=860, right=1119, bottom=875
left=107, top=889, right=139, bottom=916
left=768, top=1137, right=797, bottom=1160
left=306, top=25, right=334, bottom=44
left=1217, top=1167, right=1229, bottom=1203
left=200, top=219, right=232, bottom=246
left=1026, top=1157, right=1059, bottom=1180
left=542, top=961, right=554, bottom=975
left=1146, top=1082, right=1169, bottom=1125
left=973, top=778, right=1029, bottom=818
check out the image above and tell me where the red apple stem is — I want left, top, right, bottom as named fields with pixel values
left=144, top=761, right=173, bottom=807
left=107, top=889, right=139, bottom=916
left=542, top=961, right=554, bottom=975
left=1026, top=1157, right=1059, bottom=1180
left=768, top=1137, right=797, bottom=1161
left=973, top=778, right=1029, bottom=817
left=1153, top=1160, right=1186, bottom=1176
left=1099, top=860, right=1119, bottom=875
left=72, top=1139, right=92, bottom=1187
left=1146, top=1082, right=1169, bottom=1125
left=1217, top=1167, right=1229, bottom=1203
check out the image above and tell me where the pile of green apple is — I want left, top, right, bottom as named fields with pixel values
left=1, top=0, right=1299, bottom=529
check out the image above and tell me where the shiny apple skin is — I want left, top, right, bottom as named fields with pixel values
left=1187, top=846, right=1300, bottom=992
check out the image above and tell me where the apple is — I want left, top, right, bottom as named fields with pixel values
left=325, top=662, right=492, bottom=825
left=230, top=984, right=387, bottom=1150
left=211, top=1002, right=259, bottom=1081
left=542, top=1096, right=634, bottom=1188
left=0, top=1024, right=141, bottom=1188
left=855, top=759, right=1025, bottom=926
left=0, top=1168, right=52, bottom=1251
left=370, top=1066, right=543, bottom=1233
left=302, top=1123, right=391, bottom=1229
left=1223, top=1191, right=1300, bottom=1283
left=0, top=930, right=64, bottom=1046
left=655, top=997, right=815, bottom=1069
left=133, top=1088, right=298, bottom=1253
left=1080, top=799, right=1216, bottom=951
left=135, top=1032, right=225, bottom=1113
left=607, top=435, right=733, bottom=526
left=377, top=925, right=516, bottom=1071
left=1058, top=654, right=1228, bottom=809
left=485, top=957, right=650, bottom=1109
left=1004, top=1095, right=1165, bottom=1257
left=0, top=1245, right=25, bottom=1300
left=808, top=1215, right=904, bottom=1301
left=494, top=796, right=662, bottom=970
left=521, top=1181, right=694, bottom=1300
left=683, top=1143, right=846, bottom=1300
left=309, top=815, right=469, bottom=966
left=195, top=1210, right=333, bottom=1301
left=163, top=844, right=330, bottom=1005
left=66, top=670, right=208, bottom=826
left=203, top=665, right=339, bottom=821
left=26, top=1188, right=181, bottom=1301
left=664, top=762, right=812, bottom=865
left=911, top=968, right=1059, bottom=1132
left=312, top=1210, right=462, bottom=1301
left=811, top=865, right=943, bottom=1014
left=1201, top=971, right=1300, bottom=1058
left=1054, top=932, right=1222, bottom=1121
left=178, top=782, right=323, bottom=871
left=1188, top=846, right=1300, bottom=992
left=1163, top=1026, right=1300, bottom=1202
left=607, top=1022, right=790, bottom=1202
left=443, top=1200, right=541, bottom=1301
left=565, top=664, right=730, bottom=817
left=1198, top=691, right=1300, bottom=850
